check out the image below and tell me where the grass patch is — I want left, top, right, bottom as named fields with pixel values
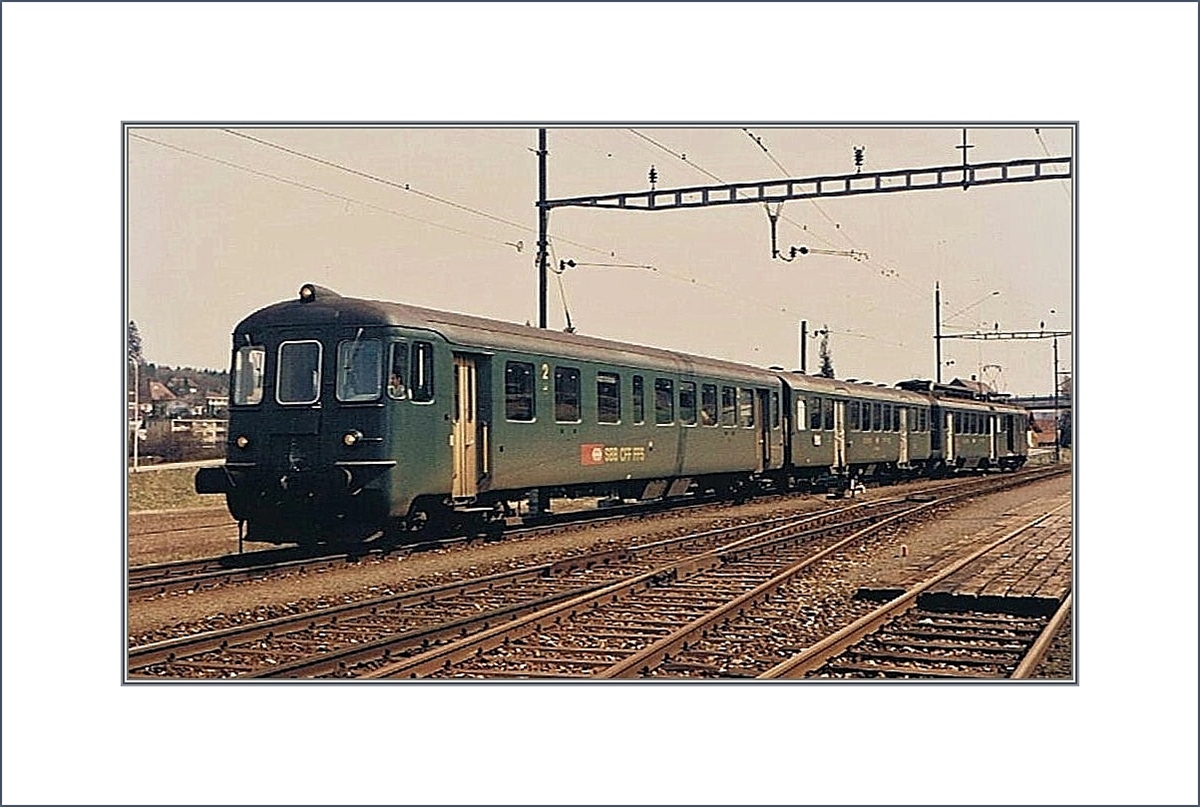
left=128, top=467, right=222, bottom=512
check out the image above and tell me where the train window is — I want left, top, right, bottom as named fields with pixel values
left=919, top=408, right=928, bottom=432
left=632, top=376, right=645, bottom=424
left=701, top=384, right=718, bottom=426
left=861, top=401, right=870, bottom=431
left=387, top=343, right=409, bottom=399
left=882, top=404, right=892, bottom=432
left=276, top=340, right=322, bottom=405
left=655, top=378, right=675, bottom=424
left=953, top=412, right=963, bottom=433
left=679, top=381, right=697, bottom=425
left=232, top=346, right=265, bottom=405
left=504, top=361, right=535, bottom=421
left=336, top=338, right=383, bottom=402
left=555, top=366, right=581, bottom=422
left=722, top=386, right=737, bottom=426
left=410, top=342, right=435, bottom=403
left=849, top=401, right=860, bottom=430
left=809, top=397, right=822, bottom=430
left=872, top=403, right=882, bottom=431
left=893, top=406, right=901, bottom=433
left=771, top=391, right=780, bottom=429
left=822, top=399, right=833, bottom=431
left=739, top=389, right=755, bottom=428
left=795, top=398, right=807, bottom=431
left=1005, top=414, right=1013, bottom=433
left=597, top=372, right=621, bottom=424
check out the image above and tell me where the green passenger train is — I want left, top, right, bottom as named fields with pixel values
left=195, top=285, right=1030, bottom=544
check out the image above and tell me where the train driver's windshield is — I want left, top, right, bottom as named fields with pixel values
left=336, top=338, right=382, bottom=402
left=277, top=341, right=322, bottom=404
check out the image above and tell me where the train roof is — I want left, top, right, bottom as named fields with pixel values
left=781, top=372, right=930, bottom=405
left=238, top=285, right=782, bottom=384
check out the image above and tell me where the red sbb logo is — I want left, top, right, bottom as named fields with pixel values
left=581, top=443, right=606, bottom=466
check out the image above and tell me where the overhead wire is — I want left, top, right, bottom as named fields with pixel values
left=1034, top=127, right=1074, bottom=205
left=744, top=129, right=928, bottom=302
left=222, top=128, right=614, bottom=258
left=129, top=132, right=518, bottom=249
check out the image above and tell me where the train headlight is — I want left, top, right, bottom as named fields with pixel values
left=299, top=283, right=316, bottom=302
left=343, top=430, right=363, bottom=447
left=235, top=435, right=251, bottom=449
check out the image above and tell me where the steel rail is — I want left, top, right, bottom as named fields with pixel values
left=1012, top=592, right=1073, bottom=679
left=361, top=498, right=947, bottom=680
left=242, top=504, right=893, bottom=679
left=594, top=500, right=939, bottom=678
left=127, top=467, right=1064, bottom=593
left=758, top=502, right=1070, bottom=679
left=129, top=468, right=1067, bottom=678
left=128, top=503, right=869, bottom=673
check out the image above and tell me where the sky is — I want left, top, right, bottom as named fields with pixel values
left=127, top=124, right=1072, bottom=395
left=4, top=4, right=1197, bottom=807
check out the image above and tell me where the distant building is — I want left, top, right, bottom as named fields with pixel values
left=1030, top=413, right=1058, bottom=447
left=204, top=393, right=229, bottom=417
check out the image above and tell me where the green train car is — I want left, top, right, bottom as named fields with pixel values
left=195, top=285, right=1028, bottom=544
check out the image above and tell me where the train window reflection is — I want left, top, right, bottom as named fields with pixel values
left=739, top=389, right=755, bottom=428
left=701, top=384, right=718, bottom=426
left=336, top=338, right=382, bottom=402
left=387, top=342, right=409, bottom=399
left=233, top=346, right=265, bottom=405
left=597, top=372, right=621, bottom=424
left=721, top=386, right=737, bottom=426
left=555, top=366, right=581, bottom=422
left=505, top=362, right=535, bottom=421
left=655, top=378, right=674, bottom=424
left=276, top=341, right=321, bottom=405
left=679, top=381, right=696, bottom=425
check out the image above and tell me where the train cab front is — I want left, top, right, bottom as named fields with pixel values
left=195, top=284, right=396, bottom=544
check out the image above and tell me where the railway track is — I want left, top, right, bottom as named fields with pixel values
left=128, top=468, right=1063, bottom=597
left=127, top=467, right=1066, bottom=680
left=127, top=498, right=908, bottom=677
left=760, top=504, right=1072, bottom=680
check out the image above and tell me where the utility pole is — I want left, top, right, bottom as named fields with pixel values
left=130, top=359, right=139, bottom=471
left=537, top=128, right=549, bottom=329
left=935, top=282, right=943, bottom=384
left=1053, top=337, right=1060, bottom=464
left=799, top=320, right=807, bottom=373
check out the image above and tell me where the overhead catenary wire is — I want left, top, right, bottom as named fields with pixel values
left=1034, top=128, right=1073, bottom=205
left=742, top=129, right=927, bottom=302
left=129, top=132, right=520, bottom=249
left=221, top=128, right=614, bottom=258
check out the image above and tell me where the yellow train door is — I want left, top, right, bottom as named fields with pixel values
left=451, top=354, right=478, bottom=499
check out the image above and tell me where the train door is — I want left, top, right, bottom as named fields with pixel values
left=833, top=400, right=846, bottom=470
left=756, top=389, right=771, bottom=471
left=898, top=406, right=909, bottom=466
left=945, top=411, right=955, bottom=460
left=451, top=354, right=479, bottom=499
left=989, top=415, right=998, bottom=462
left=1006, top=414, right=1016, bottom=453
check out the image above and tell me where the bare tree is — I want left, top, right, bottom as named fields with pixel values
left=128, top=320, right=145, bottom=365
left=818, top=325, right=835, bottom=378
